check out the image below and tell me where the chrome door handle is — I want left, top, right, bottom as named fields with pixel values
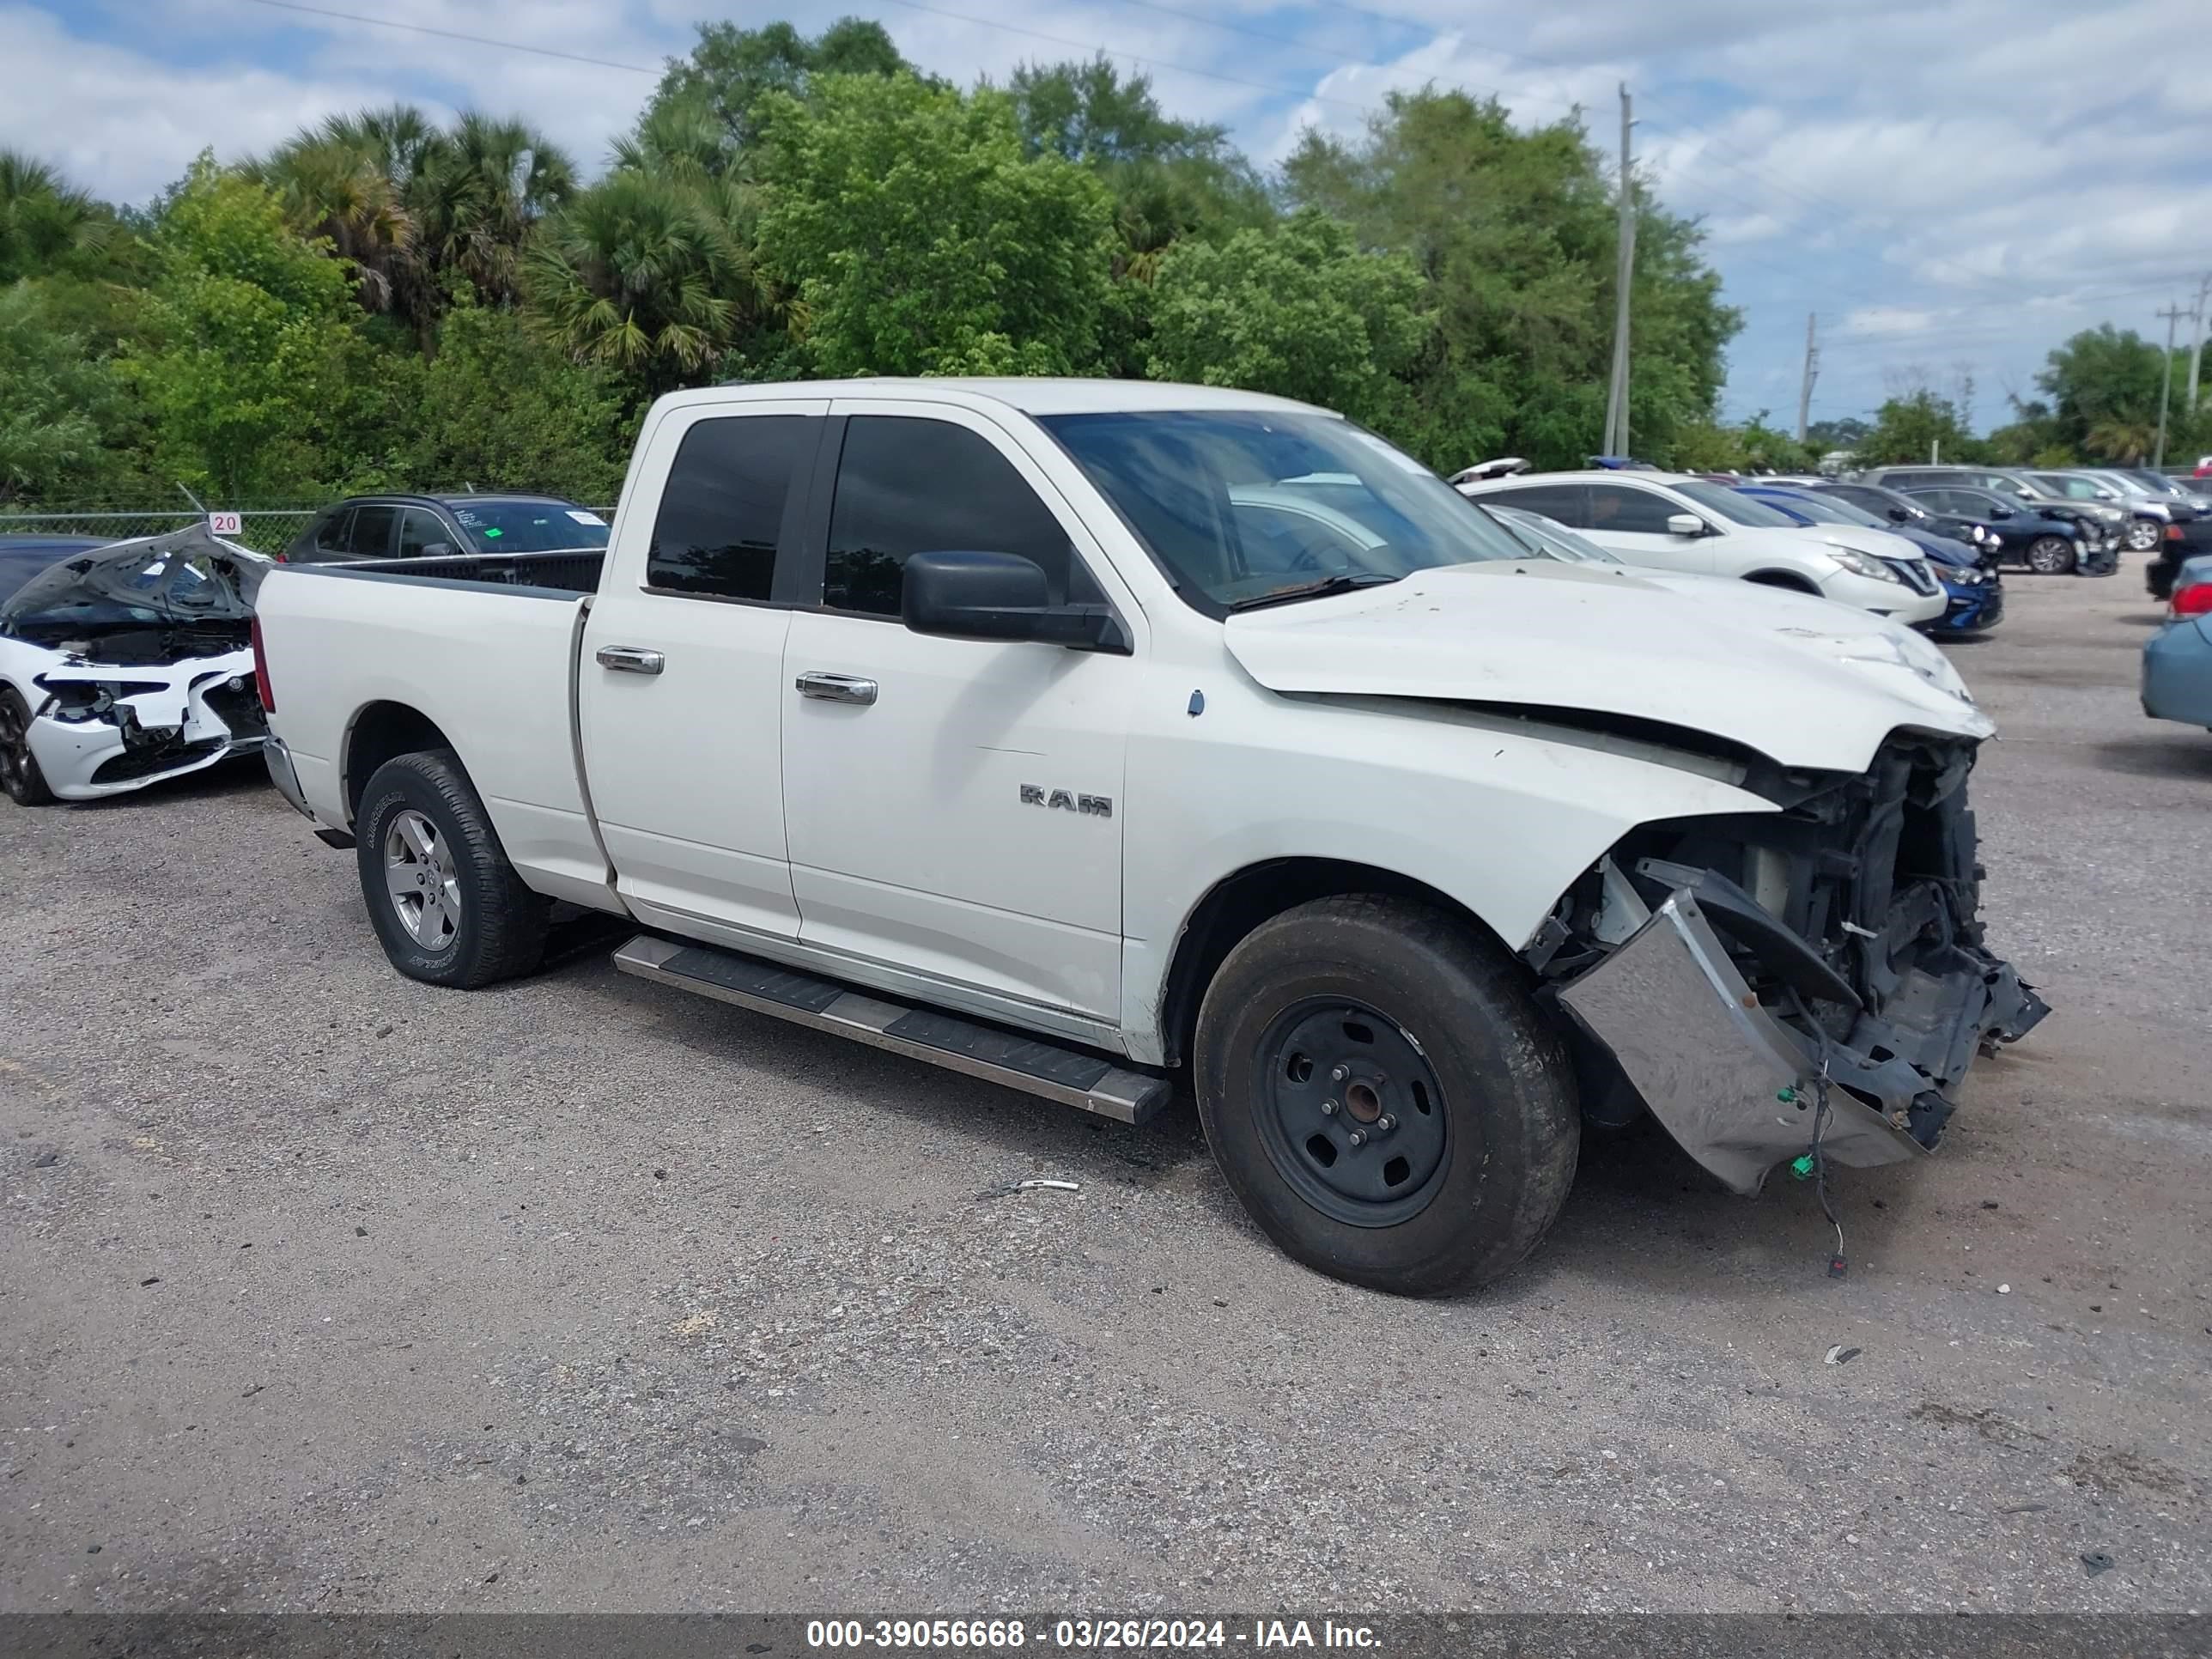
left=794, top=671, right=878, bottom=706
left=596, top=646, right=665, bottom=675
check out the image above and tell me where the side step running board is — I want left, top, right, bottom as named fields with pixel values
left=612, top=934, right=1170, bottom=1125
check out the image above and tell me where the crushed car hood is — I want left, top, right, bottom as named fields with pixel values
left=0, top=526, right=268, bottom=665
left=1223, top=560, right=1992, bottom=774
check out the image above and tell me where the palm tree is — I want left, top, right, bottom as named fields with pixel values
left=0, top=150, right=113, bottom=283
left=526, top=165, right=770, bottom=395
left=2085, top=418, right=2157, bottom=465
left=246, top=127, right=418, bottom=315
left=411, top=114, right=577, bottom=310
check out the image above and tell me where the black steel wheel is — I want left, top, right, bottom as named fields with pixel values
left=0, top=687, right=55, bottom=806
left=1254, top=997, right=1451, bottom=1227
left=2024, top=535, right=2077, bottom=575
left=1194, top=894, right=1580, bottom=1296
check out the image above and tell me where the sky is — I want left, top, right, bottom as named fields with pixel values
left=8, top=0, right=2211, bottom=434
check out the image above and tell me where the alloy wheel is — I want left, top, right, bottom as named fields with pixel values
left=383, top=808, right=462, bottom=950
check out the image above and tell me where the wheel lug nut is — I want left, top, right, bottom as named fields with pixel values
left=1376, top=1115, right=1395, bottom=1133
left=1347, top=1129, right=1366, bottom=1147
left=1330, top=1065, right=1349, bottom=1082
left=1321, top=1099, right=1337, bottom=1115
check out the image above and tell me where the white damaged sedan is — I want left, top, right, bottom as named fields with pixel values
left=0, top=526, right=271, bottom=805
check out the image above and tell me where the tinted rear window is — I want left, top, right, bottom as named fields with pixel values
left=646, top=416, right=810, bottom=600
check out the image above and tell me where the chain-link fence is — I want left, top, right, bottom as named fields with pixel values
left=0, top=506, right=319, bottom=556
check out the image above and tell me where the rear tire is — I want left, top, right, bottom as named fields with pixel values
left=355, top=749, right=549, bottom=988
left=1194, top=895, right=1580, bottom=1297
left=2124, top=520, right=2160, bottom=554
left=2025, top=535, right=2077, bottom=574
left=0, top=687, right=55, bottom=805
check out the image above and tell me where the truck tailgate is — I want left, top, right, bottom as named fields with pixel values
left=258, top=565, right=607, bottom=902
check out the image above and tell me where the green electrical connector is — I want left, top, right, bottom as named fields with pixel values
left=1777, top=1085, right=1799, bottom=1104
left=1790, top=1154, right=1817, bottom=1181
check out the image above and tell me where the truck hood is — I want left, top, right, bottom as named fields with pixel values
left=1222, top=560, right=1993, bottom=774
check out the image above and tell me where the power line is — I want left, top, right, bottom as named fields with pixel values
left=235, top=0, right=664, bottom=75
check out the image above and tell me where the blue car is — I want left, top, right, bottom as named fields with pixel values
left=0, top=535, right=110, bottom=607
left=2143, top=556, right=2212, bottom=732
left=1735, top=484, right=2002, bottom=635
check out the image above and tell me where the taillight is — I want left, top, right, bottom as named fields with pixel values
left=250, top=616, right=275, bottom=712
left=2172, top=583, right=2212, bottom=619
left=2166, top=524, right=2184, bottom=541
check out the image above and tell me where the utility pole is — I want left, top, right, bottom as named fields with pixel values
left=1601, top=83, right=1635, bottom=459
left=1795, top=313, right=1820, bottom=445
left=2187, top=270, right=2210, bottom=415
left=2154, top=301, right=2187, bottom=469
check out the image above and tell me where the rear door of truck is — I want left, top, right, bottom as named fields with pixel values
left=576, top=397, right=830, bottom=945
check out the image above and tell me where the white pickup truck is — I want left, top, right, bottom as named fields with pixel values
left=254, top=378, right=2046, bottom=1294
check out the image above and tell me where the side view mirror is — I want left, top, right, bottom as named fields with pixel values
left=1885, top=505, right=1911, bottom=522
left=1664, top=514, right=1705, bottom=538
left=1989, top=505, right=2014, bottom=520
left=422, top=541, right=454, bottom=558
left=902, top=550, right=1128, bottom=653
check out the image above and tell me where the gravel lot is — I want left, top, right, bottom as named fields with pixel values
left=2, top=566, right=2207, bottom=1615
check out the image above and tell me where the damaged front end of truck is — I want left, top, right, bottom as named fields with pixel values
left=1527, top=731, right=2048, bottom=1194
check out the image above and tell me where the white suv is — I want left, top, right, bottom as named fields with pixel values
left=1458, top=471, right=1947, bottom=622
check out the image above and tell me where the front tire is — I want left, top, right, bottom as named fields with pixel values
left=1194, top=895, right=1580, bottom=1296
left=354, top=749, right=549, bottom=988
left=2124, top=519, right=2160, bottom=554
left=2025, top=535, right=2078, bottom=574
left=0, top=687, right=55, bottom=805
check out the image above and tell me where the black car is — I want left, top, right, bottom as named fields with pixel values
left=284, top=494, right=610, bottom=564
left=1899, top=484, right=2107, bottom=575
left=2143, top=513, right=2212, bottom=600
left=1808, top=483, right=2002, bottom=565
left=0, top=535, right=111, bottom=607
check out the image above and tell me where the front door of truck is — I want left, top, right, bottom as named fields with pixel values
left=579, top=399, right=829, bottom=945
left=778, top=404, right=1133, bottom=1030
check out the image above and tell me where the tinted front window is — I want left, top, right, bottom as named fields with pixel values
left=314, top=508, right=353, bottom=553
left=349, top=505, right=398, bottom=558
left=1586, top=484, right=1680, bottom=533
left=1674, top=480, right=1798, bottom=526
left=397, top=509, right=451, bottom=558
left=1043, top=410, right=1528, bottom=610
left=449, top=500, right=611, bottom=554
left=827, top=416, right=1076, bottom=617
left=647, top=416, right=809, bottom=601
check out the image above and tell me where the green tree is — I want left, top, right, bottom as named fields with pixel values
left=0, top=283, right=136, bottom=503
left=395, top=288, right=631, bottom=500
left=410, top=112, right=576, bottom=311
left=2033, top=325, right=2169, bottom=461
left=251, top=106, right=573, bottom=342
left=1146, top=210, right=1429, bottom=429
left=1007, top=57, right=1270, bottom=270
left=526, top=143, right=770, bottom=396
left=753, top=73, right=1121, bottom=377
left=653, top=16, right=909, bottom=151
left=1283, top=88, right=1736, bottom=471
left=1857, top=391, right=1984, bottom=466
left=0, top=150, right=116, bottom=283
left=125, top=157, right=380, bottom=498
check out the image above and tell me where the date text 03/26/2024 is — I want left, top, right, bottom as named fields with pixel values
left=805, top=1620, right=1382, bottom=1650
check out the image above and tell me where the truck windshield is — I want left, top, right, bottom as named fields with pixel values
left=446, top=501, right=611, bottom=553
left=1039, top=410, right=1530, bottom=611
